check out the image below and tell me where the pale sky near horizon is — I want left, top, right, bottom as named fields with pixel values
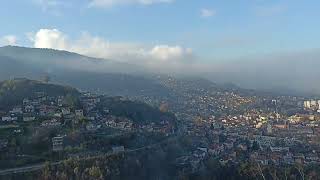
left=0, top=0, right=319, bottom=63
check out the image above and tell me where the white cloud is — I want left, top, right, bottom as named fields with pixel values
left=89, top=0, right=174, bottom=8
left=150, top=45, right=192, bottom=61
left=29, top=28, right=193, bottom=63
left=33, top=29, right=68, bottom=49
left=32, top=0, right=68, bottom=15
left=0, top=35, right=17, bottom=46
left=201, top=8, right=216, bottom=18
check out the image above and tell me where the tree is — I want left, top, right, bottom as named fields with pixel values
left=295, top=164, right=305, bottom=180
left=251, top=141, right=260, bottom=151
left=42, top=162, right=52, bottom=180
left=88, top=166, right=103, bottom=180
left=239, top=162, right=260, bottom=179
left=64, top=94, right=79, bottom=108
left=219, top=134, right=227, bottom=143
left=79, top=117, right=88, bottom=126
left=257, top=163, right=266, bottom=180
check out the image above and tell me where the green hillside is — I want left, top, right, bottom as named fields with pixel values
left=0, top=78, right=79, bottom=110
left=98, top=97, right=177, bottom=125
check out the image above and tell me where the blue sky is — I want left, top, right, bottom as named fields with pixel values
left=0, top=0, right=319, bottom=62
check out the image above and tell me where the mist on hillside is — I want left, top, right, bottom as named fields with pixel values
left=0, top=45, right=319, bottom=95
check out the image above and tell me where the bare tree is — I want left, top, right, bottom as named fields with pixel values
left=295, top=165, right=305, bottom=180
left=257, top=163, right=266, bottom=180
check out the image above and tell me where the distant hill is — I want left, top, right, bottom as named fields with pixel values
left=0, top=46, right=243, bottom=100
left=0, top=46, right=266, bottom=100
left=1, top=46, right=319, bottom=95
left=0, top=45, right=87, bottom=63
left=0, top=45, right=142, bottom=73
left=0, top=78, right=177, bottom=126
left=55, top=71, right=171, bottom=97
left=0, top=78, right=79, bottom=110
left=0, top=46, right=173, bottom=97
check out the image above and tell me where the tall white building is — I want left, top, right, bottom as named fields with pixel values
left=311, top=100, right=317, bottom=107
left=267, top=123, right=273, bottom=134
left=52, top=136, right=64, bottom=152
left=304, top=101, right=311, bottom=109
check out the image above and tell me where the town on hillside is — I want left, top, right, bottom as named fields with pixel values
left=1, top=78, right=320, bottom=179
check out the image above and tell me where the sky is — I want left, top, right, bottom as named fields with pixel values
left=0, top=0, right=320, bottom=64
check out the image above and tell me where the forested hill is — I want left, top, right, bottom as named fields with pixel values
left=98, top=97, right=177, bottom=125
left=0, top=78, right=177, bottom=126
left=0, top=78, right=79, bottom=110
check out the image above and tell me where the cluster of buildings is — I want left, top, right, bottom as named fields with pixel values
left=2, top=76, right=320, bottom=172
left=174, top=108, right=320, bottom=171
left=0, top=92, right=83, bottom=125
left=134, top=77, right=320, bottom=170
left=0, top=90, right=176, bottom=155
left=130, top=76, right=256, bottom=124
left=175, top=118, right=320, bottom=174
left=105, top=116, right=133, bottom=131
left=125, top=77, right=320, bottom=170
left=304, top=99, right=320, bottom=112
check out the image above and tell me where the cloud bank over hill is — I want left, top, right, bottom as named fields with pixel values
left=28, top=29, right=194, bottom=68
left=1, top=27, right=320, bottom=95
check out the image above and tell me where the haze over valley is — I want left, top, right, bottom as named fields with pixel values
left=1, top=1, right=320, bottom=180
left=0, top=45, right=319, bottom=95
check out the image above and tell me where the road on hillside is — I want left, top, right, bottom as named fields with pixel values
left=0, top=134, right=179, bottom=176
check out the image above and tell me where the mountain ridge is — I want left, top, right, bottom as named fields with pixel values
left=0, top=45, right=316, bottom=96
